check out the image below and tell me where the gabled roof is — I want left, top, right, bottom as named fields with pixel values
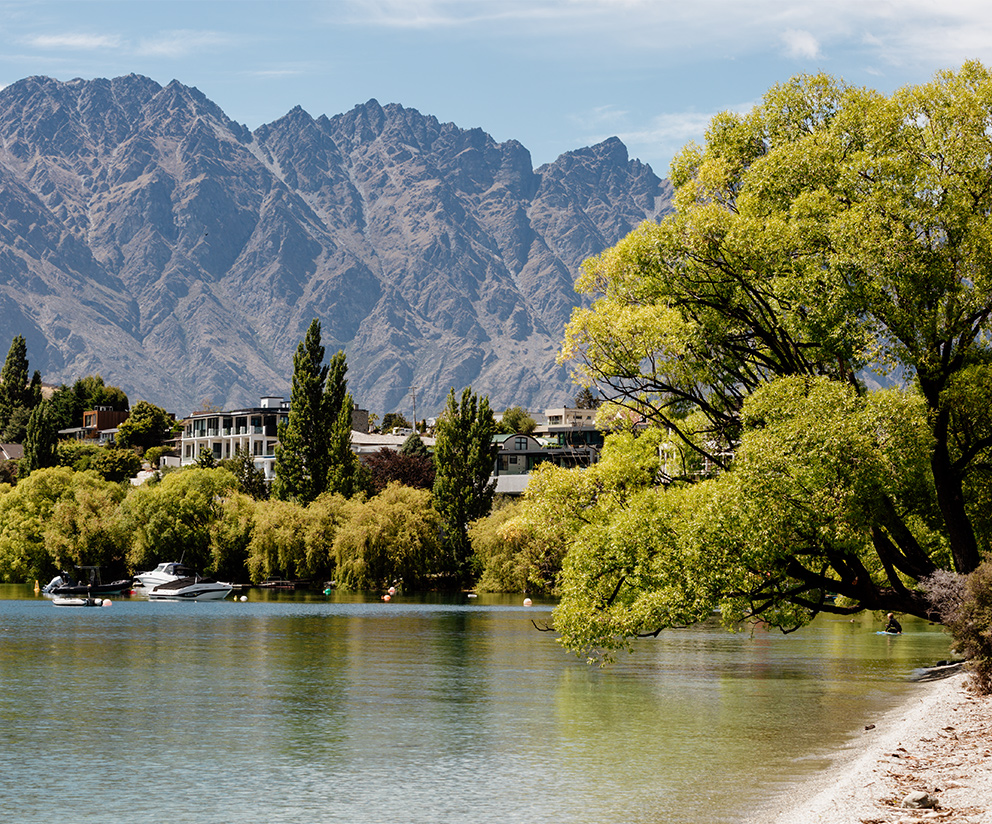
left=0, top=443, right=23, bottom=461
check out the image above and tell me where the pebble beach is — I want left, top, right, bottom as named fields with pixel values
left=755, top=672, right=992, bottom=824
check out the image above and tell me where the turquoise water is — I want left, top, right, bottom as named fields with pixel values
left=0, top=587, right=951, bottom=823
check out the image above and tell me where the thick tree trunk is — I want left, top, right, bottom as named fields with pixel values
left=925, top=395, right=982, bottom=574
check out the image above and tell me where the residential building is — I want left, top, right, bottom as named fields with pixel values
left=58, top=407, right=129, bottom=442
left=350, top=431, right=435, bottom=456
left=534, top=406, right=604, bottom=451
left=0, top=443, right=23, bottom=462
left=491, top=408, right=605, bottom=495
left=179, top=397, right=373, bottom=481
left=180, top=396, right=289, bottom=480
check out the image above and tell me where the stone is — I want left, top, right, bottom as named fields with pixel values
left=901, top=790, right=936, bottom=809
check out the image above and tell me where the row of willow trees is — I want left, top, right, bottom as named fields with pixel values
left=0, top=465, right=444, bottom=589
left=0, top=320, right=505, bottom=591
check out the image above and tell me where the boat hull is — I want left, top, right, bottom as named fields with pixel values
left=148, top=577, right=233, bottom=601
left=48, top=580, right=132, bottom=597
left=52, top=596, right=104, bottom=607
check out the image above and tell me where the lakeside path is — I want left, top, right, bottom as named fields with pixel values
left=755, top=672, right=992, bottom=824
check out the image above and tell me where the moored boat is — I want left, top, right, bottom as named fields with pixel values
left=133, top=561, right=194, bottom=589
left=148, top=576, right=233, bottom=601
left=43, top=565, right=132, bottom=597
left=52, top=596, right=108, bottom=607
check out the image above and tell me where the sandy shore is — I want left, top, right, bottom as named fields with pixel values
left=754, top=671, right=992, bottom=824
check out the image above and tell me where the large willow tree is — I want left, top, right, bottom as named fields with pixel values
left=552, top=63, right=992, bottom=657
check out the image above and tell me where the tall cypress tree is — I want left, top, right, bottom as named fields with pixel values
left=432, top=387, right=497, bottom=584
left=0, top=335, right=31, bottom=435
left=272, top=320, right=330, bottom=505
left=22, top=403, right=57, bottom=474
left=324, top=350, right=367, bottom=498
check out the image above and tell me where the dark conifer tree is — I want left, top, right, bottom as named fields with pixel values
left=272, top=319, right=329, bottom=505
left=432, top=387, right=497, bottom=584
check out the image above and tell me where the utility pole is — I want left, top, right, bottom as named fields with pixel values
left=410, top=386, right=418, bottom=429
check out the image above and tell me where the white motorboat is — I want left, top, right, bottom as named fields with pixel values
left=133, top=562, right=194, bottom=589
left=148, top=576, right=233, bottom=601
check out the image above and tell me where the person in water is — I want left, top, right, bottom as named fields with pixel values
left=885, top=613, right=902, bottom=634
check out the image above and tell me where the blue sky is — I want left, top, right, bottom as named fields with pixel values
left=3, top=1, right=992, bottom=177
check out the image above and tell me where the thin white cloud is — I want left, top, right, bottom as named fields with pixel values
left=341, top=0, right=595, bottom=28
left=24, top=33, right=123, bottom=51
left=340, top=0, right=992, bottom=72
left=624, top=105, right=752, bottom=147
left=571, top=101, right=756, bottom=173
left=136, top=30, right=235, bottom=59
left=782, top=29, right=821, bottom=60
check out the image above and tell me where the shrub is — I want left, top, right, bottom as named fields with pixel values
left=925, top=563, right=992, bottom=694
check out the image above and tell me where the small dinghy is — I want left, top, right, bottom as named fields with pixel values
left=52, top=596, right=109, bottom=607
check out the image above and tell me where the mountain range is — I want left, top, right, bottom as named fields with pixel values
left=0, top=74, right=671, bottom=417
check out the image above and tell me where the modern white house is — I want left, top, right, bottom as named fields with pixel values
left=179, top=396, right=289, bottom=480
left=177, top=397, right=374, bottom=481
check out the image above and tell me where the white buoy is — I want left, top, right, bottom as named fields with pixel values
left=102, top=599, right=112, bottom=607
left=240, top=595, right=247, bottom=602
left=523, top=598, right=532, bottom=607
left=388, top=586, right=396, bottom=595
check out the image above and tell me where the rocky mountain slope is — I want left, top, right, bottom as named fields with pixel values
left=0, top=74, right=671, bottom=417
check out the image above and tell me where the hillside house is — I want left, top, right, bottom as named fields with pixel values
left=178, top=397, right=373, bottom=481
left=58, top=407, right=129, bottom=443
left=180, top=396, right=288, bottom=480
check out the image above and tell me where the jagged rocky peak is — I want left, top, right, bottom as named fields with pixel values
left=0, top=73, right=671, bottom=416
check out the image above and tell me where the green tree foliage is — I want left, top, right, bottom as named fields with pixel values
left=553, top=64, right=992, bottom=654
left=470, top=499, right=546, bottom=594
left=573, top=387, right=600, bottom=409
left=0, top=335, right=31, bottom=431
left=90, top=448, right=142, bottom=483
left=498, top=406, right=537, bottom=435
left=210, top=491, right=256, bottom=581
left=246, top=497, right=314, bottom=583
left=222, top=446, right=268, bottom=499
left=56, top=440, right=103, bottom=472
left=431, top=387, right=497, bottom=583
left=399, top=433, right=429, bottom=458
left=303, top=493, right=351, bottom=581
left=244, top=492, right=350, bottom=584
left=21, top=403, right=58, bottom=474
left=142, top=445, right=174, bottom=469
left=48, top=376, right=129, bottom=431
left=213, top=492, right=255, bottom=578
left=195, top=446, right=218, bottom=469
left=1, top=404, right=32, bottom=443
left=381, top=412, right=412, bottom=433
left=0, top=467, right=127, bottom=582
left=273, top=322, right=365, bottom=503
left=333, top=483, right=443, bottom=590
left=273, top=319, right=328, bottom=503
left=116, top=401, right=172, bottom=452
left=119, top=467, right=235, bottom=573
left=325, top=360, right=368, bottom=499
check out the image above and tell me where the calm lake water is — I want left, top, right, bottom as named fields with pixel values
left=0, top=586, right=952, bottom=823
